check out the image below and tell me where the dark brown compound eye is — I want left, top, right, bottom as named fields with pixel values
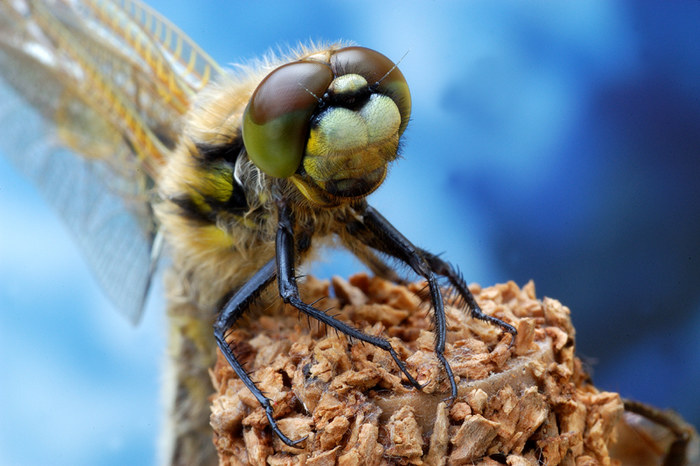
left=331, top=47, right=411, bottom=134
left=243, top=61, right=333, bottom=178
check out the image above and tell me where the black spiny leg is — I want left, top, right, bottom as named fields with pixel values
left=275, top=199, right=423, bottom=392
left=356, top=203, right=517, bottom=400
left=357, top=204, right=457, bottom=399
left=419, top=249, right=517, bottom=338
left=213, top=259, right=305, bottom=447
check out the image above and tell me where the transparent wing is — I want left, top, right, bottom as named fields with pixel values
left=0, top=0, right=222, bottom=322
left=92, top=0, right=223, bottom=93
left=0, top=82, right=159, bottom=323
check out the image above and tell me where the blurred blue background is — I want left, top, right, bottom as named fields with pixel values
left=1, top=1, right=699, bottom=464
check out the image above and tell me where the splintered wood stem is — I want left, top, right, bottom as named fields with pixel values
left=209, top=274, right=698, bottom=465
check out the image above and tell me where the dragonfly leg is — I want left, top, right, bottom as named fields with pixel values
left=276, top=199, right=422, bottom=391
left=213, top=259, right=306, bottom=447
left=351, top=203, right=517, bottom=400
left=419, top=249, right=517, bottom=339
left=343, top=204, right=454, bottom=399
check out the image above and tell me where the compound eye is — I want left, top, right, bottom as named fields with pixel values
left=243, top=61, right=333, bottom=178
left=331, top=47, right=411, bottom=134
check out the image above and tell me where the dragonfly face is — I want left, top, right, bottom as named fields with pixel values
left=0, top=0, right=516, bottom=460
left=242, top=46, right=411, bottom=206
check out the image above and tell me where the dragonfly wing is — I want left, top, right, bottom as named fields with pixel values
left=0, top=77, right=156, bottom=323
left=94, top=0, right=224, bottom=92
left=0, top=0, right=222, bottom=322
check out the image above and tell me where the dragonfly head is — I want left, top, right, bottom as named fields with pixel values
left=242, top=46, right=411, bottom=206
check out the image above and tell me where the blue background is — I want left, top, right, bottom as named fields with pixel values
left=1, top=1, right=699, bottom=464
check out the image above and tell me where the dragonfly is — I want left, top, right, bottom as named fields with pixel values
left=0, top=0, right=516, bottom=463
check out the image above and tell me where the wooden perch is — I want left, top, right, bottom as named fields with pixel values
left=208, top=274, right=698, bottom=465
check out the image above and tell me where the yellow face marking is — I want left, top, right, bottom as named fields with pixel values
left=306, top=107, right=368, bottom=154
left=302, top=91, right=401, bottom=197
left=360, top=94, right=402, bottom=145
left=328, top=73, right=367, bottom=95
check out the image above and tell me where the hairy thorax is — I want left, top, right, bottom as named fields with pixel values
left=154, top=47, right=374, bottom=315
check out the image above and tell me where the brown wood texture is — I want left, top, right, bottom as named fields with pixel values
left=209, top=275, right=697, bottom=465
